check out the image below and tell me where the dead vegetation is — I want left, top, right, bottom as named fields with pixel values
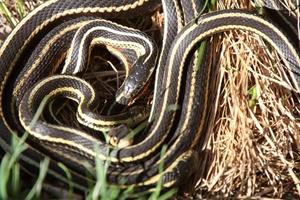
left=195, top=0, right=300, bottom=199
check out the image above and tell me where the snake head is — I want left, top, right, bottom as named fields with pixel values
left=115, top=76, right=140, bottom=105
left=116, top=59, right=148, bottom=105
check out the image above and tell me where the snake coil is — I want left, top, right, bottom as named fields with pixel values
left=0, top=0, right=299, bottom=192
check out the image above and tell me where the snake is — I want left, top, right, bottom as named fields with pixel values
left=0, top=0, right=300, bottom=193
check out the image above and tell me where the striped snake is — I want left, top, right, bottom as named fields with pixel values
left=0, top=0, right=299, bottom=192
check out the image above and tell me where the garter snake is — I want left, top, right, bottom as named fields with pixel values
left=0, top=0, right=300, bottom=192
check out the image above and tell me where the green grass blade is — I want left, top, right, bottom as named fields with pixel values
left=118, top=186, right=135, bottom=200
left=157, top=189, right=177, bottom=200
left=108, top=185, right=121, bottom=200
left=15, top=0, right=26, bottom=19
left=195, top=41, right=207, bottom=72
left=0, top=154, right=10, bottom=200
left=149, top=145, right=168, bottom=200
left=0, top=131, right=28, bottom=199
left=247, top=85, right=258, bottom=108
left=89, top=145, right=110, bottom=200
left=58, top=162, right=74, bottom=199
left=25, top=157, right=50, bottom=200
left=9, top=133, right=28, bottom=170
left=11, top=163, right=21, bottom=197
left=125, top=120, right=148, bottom=142
left=209, top=0, right=217, bottom=9
left=0, top=1, right=17, bottom=27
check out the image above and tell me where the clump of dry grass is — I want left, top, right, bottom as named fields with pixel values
left=196, top=0, right=300, bottom=199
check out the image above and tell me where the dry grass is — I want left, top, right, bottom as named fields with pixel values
left=0, top=0, right=299, bottom=199
left=195, top=0, right=300, bottom=199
